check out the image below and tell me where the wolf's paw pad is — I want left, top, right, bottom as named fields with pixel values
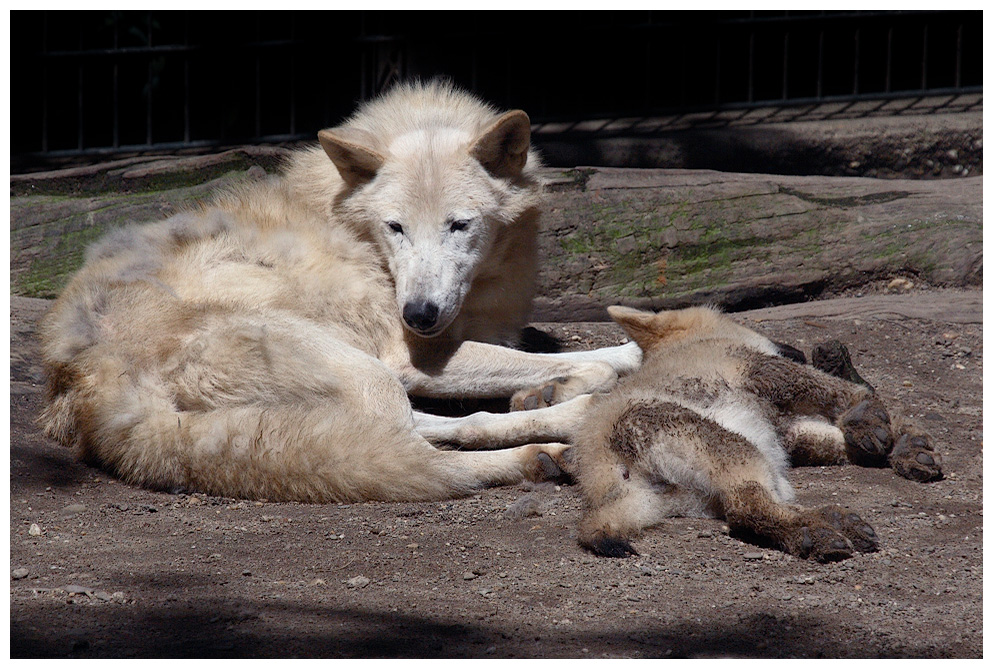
left=889, top=433, right=943, bottom=482
left=813, top=505, right=879, bottom=553
left=525, top=444, right=575, bottom=483
left=580, top=533, right=638, bottom=558
left=790, top=524, right=854, bottom=563
left=511, top=376, right=586, bottom=411
left=841, top=398, right=893, bottom=467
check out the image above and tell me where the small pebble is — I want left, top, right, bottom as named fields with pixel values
left=347, top=575, right=371, bottom=589
left=462, top=571, right=478, bottom=581
left=64, top=585, right=93, bottom=595
left=743, top=552, right=764, bottom=561
left=62, top=504, right=87, bottom=514
left=28, top=524, right=41, bottom=536
left=12, top=568, right=29, bottom=580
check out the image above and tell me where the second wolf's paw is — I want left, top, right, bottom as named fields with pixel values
left=840, top=398, right=893, bottom=467
left=811, top=340, right=874, bottom=390
left=889, top=433, right=943, bottom=482
left=813, top=505, right=879, bottom=553
left=510, top=376, right=590, bottom=411
left=579, top=531, right=638, bottom=558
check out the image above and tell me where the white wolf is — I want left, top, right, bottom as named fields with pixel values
left=39, top=81, right=641, bottom=503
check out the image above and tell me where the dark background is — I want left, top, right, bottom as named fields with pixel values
left=9, top=10, right=982, bottom=170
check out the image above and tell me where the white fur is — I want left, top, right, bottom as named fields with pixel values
left=39, top=81, right=641, bottom=503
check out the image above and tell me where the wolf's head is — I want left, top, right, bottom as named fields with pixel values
left=317, top=85, right=538, bottom=338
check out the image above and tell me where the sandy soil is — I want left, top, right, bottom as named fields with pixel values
left=8, top=288, right=983, bottom=658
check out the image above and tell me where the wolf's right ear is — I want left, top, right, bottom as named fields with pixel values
left=470, top=110, right=531, bottom=179
left=318, top=129, right=386, bottom=188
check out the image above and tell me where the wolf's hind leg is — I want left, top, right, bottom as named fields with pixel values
left=578, top=400, right=792, bottom=558
left=722, top=483, right=877, bottom=562
left=743, top=352, right=901, bottom=468
left=743, top=351, right=874, bottom=420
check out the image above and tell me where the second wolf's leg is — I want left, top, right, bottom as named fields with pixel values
left=412, top=394, right=590, bottom=450
left=742, top=352, right=901, bottom=468
left=811, top=341, right=942, bottom=482
left=722, top=482, right=878, bottom=562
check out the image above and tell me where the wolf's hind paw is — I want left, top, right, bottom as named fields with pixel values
left=840, top=398, right=893, bottom=467
left=889, top=433, right=943, bottom=482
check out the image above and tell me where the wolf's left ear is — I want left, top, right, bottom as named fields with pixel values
left=606, top=306, right=662, bottom=352
left=470, top=110, right=531, bottom=178
left=318, top=129, right=386, bottom=188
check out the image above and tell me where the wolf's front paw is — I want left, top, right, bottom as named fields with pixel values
left=510, top=376, right=593, bottom=411
left=811, top=340, right=874, bottom=390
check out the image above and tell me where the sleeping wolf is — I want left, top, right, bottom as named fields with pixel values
left=567, top=306, right=942, bottom=561
left=39, top=81, right=640, bottom=503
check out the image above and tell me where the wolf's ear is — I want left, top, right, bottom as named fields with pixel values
left=470, top=110, right=531, bottom=179
left=606, top=306, right=663, bottom=351
left=318, top=129, right=386, bottom=187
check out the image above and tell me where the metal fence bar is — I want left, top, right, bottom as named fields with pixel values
left=955, top=23, right=962, bottom=88
left=40, top=14, right=48, bottom=153
left=183, top=14, right=190, bottom=144
left=885, top=26, right=893, bottom=94
left=113, top=18, right=120, bottom=148
left=816, top=28, right=824, bottom=99
left=853, top=27, right=860, bottom=96
left=146, top=11, right=153, bottom=146
left=921, top=23, right=929, bottom=91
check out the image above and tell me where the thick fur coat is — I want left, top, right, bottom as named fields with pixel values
left=39, top=81, right=641, bottom=503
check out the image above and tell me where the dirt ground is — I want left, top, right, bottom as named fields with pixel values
left=8, top=287, right=983, bottom=658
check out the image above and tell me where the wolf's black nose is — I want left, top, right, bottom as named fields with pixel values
left=403, top=300, right=440, bottom=333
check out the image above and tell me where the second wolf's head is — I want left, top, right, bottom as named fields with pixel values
left=317, top=82, right=542, bottom=338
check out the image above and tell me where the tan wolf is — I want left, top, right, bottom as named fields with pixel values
left=39, top=81, right=641, bottom=503
left=566, top=306, right=942, bottom=561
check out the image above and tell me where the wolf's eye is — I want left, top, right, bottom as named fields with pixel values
left=386, top=221, right=404, bottom=235
left=448, top=218, right=471, bottom=233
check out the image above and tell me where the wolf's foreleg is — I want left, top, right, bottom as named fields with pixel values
left=413, top=394, right=590, bottom=450
left=390, top=340, right=641, bottom=401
